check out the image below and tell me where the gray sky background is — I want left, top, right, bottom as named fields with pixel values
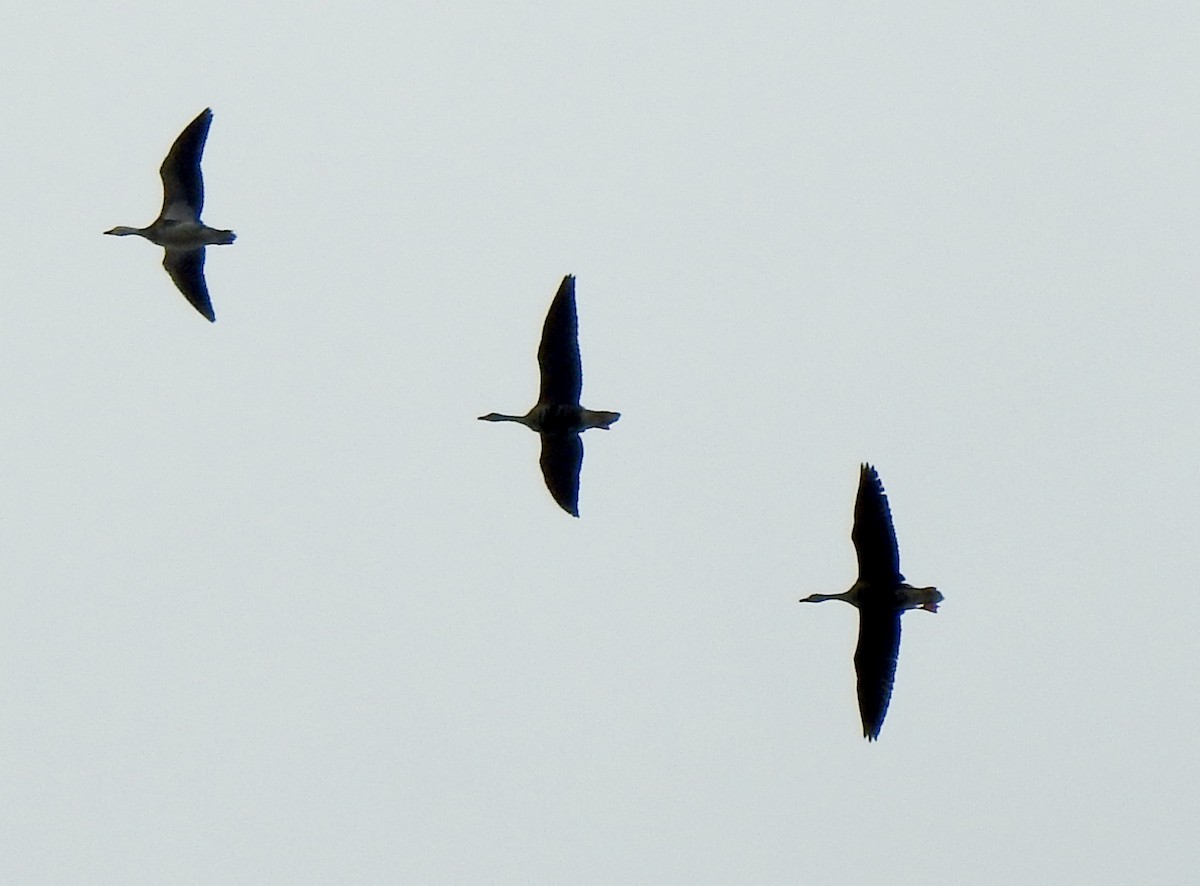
left=0, top=3, right=1196, bottom=883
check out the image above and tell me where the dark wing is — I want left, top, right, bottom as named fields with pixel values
left=852, top=463, right=904, bottom=585
left=537, top=275, right=582, bottom=406
left=159, top=108, right=212, bottom=222
left=538, top=432, right=583, bottom=517
left=162, top=248, right=216, bottom=322
left=854, top=608, right=902, bottom=741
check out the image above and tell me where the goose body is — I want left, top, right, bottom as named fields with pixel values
left=479, top=275, right=620, bottom=517
left=105, top=108, right=235, bottom=322
left=799, top=464, right=942, bottom=740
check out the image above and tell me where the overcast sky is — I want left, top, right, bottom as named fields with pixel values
left=0, top=3, right=1196, bottom=884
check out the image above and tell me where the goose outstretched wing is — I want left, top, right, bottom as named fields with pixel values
left=538, top=431, right=583, bottom=517
left=160, top=109, right=212, bottom=223
left=537, top=275, right=582, bottom=407
left=162, top=248, right=215, bottom=322
left=854, top=608, right=902, bottom=740
left=852, top=464, right=904, bottom=586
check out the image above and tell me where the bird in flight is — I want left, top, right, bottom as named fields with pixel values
left=105, top=108, right=235, bottom=322
left=799, top=464, right=942, bottom=740
left=479, top=275, right=620, bottom=517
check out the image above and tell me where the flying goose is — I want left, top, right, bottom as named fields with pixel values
left=105, top=108, right=235, bottom=322
left=799, top=464, right=942, bottom=740
left=479, top=275, right=620, bottom=517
